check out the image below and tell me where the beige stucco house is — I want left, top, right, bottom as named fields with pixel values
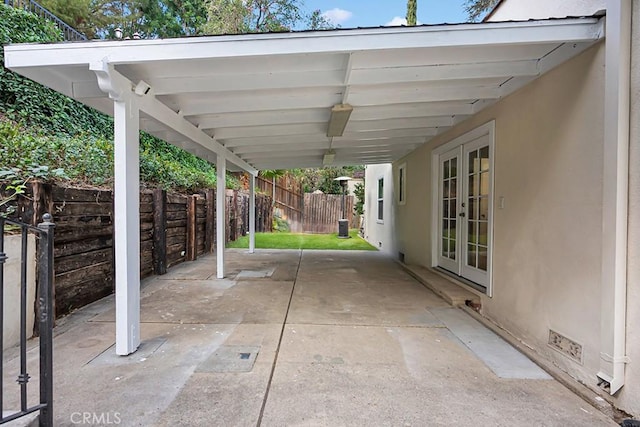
left=364, top=0, right=639, bottom=418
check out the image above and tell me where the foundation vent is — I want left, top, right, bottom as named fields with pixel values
left=548, top=329, right=583, bottom=364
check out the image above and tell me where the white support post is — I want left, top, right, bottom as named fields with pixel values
left=216, top=156, right=226, bottom=279
left=249, top=173, right=256, bottom=254
left=113, top=97, right=141, bottom=356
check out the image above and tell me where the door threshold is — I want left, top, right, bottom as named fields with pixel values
left=434, top=267, right=487, bottom=295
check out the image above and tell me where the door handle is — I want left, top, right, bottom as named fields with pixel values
left=459, top=212, right=466, bottom=217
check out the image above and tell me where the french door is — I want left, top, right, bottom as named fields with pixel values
left=436, top=133, right=492, bottom=290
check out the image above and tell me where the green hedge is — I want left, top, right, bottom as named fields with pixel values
left=0, top=4, right=234, bottom=191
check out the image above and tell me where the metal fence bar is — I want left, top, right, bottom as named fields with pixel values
left=0, top=215, right=54, bottom=426
left=18, top=227, right=29, bottom=412
left=0, top=217, right=5, bottom=417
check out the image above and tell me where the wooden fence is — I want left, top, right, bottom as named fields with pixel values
left=4, top=183, right=272, bottom=318
left=257, top=175, right=304, bottom=232
left=303, top=193, right=356, bottom=234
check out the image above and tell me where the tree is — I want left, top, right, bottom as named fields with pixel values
left=406, top=0, right=417, bottom=26
left=464, top=0, right=498, bottom=22
left=201, top=0, right=331, bottom=35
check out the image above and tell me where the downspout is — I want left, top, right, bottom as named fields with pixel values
left=598, top=0, right=631, bottom=395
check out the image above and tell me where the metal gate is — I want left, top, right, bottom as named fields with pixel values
left=0, top=214, right=54, bottom=426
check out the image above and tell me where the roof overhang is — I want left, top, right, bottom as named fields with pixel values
left=4, top=17, right=605, bottom=171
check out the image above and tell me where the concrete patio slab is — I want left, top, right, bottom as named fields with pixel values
left=1, top=249, right=616, bottom=426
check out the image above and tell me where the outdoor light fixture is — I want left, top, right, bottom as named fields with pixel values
left=326, top=104, right=353, bottom=137
left=114, top=27, right=123, bottom=39
left=134, top=80, right=152, bottom=96
left=323, top=150, right=336, bottom=166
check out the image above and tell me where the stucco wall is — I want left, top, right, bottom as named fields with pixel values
left=3, top=233, right=37, bottom=350
left=616, top=1, right=640, bottom=417
left=395, top=42, right=606, bottom=388
left=363, top=164, right=397, bottom=256
left=488, top=0, right=605, bottom=21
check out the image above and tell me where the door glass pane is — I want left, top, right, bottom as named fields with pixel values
left=450, top=161, right=457, bottom=178
left=450, top=178, right=457, bottom=198
left=468, top=198, right=476, bottom=220
left=450, top=238, right=456, bottom=260
left=442, top=238, right=448, bottom=257
left=443, top=180, right=449, bottom=199
left=480, top=146, right=490, bottom=171
left=480, top=171, right=490, bottom=196
left=450, top=220, right=456, bottom=238
left=468, top=221, right=477, bottom=244
left=478, top=221, right=488, bottom=245
left=449, top=200, right=457, bottom=218
left=443, top=201, right=449, bottom=218
left=469, top=150, right=479, bottom=174
left=444, top=160, right=450, bottom=179
left=479, top=197, right=488, bottom=221
left=467, top=244, right=477, bottom=268
left=478, top=247, right=488, bottom=271
left=468, top=175, right=477, bottom=196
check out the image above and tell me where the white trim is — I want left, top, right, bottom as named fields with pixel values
left=398, top=163, right=407, bottom=205
left=598, top=0, right=630, bottom=395
left=4, top=19, right=603, bottom=68
left=431, top=121, right=495, bottom=296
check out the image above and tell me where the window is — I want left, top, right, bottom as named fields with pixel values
left=377, top=178, right=384, bottom=222
left=398, top=163, right=406, bottom=205
left=431, top=122, right=495, bottom=295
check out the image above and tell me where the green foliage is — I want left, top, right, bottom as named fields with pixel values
left=406, top=0, right=417, bottom=26
left=297, top=166, right=363, bottom=195
left=464, top=0, right=498, bottom=22
left=0, top=4, right=235, bottom=192
left=272, top=210, right=290, bottom=232
left=227, top=229, right=377, bottom=250
left=38, top=0, right=94, bottom=37
left=353, top=182, right=364, bottom=216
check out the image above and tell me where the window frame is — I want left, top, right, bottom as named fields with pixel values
left=398, top=163, right=406, bottom=205
left=377, top=177, right=384, bottom=223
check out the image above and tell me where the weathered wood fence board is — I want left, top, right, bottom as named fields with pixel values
left=2, top=183, right=272, bottom=318
left=257, top=175, right=304, bottom=232
left=303, top=193, right=356, bottom=234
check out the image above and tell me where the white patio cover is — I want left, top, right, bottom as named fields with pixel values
left=3, top=16, right=605, bottom=355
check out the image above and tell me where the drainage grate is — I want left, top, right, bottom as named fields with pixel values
left=197, top=346, right=260, bottom=373
left=548, top=329, right=583, bottom=364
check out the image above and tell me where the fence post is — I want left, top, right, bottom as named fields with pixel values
left=152, top=189, right=167, bottom=275
left=205, top=189, right=215, bottom=253
left=37, top=213, right=54, bottom=427
left=186, top=195, right=197, bottom=261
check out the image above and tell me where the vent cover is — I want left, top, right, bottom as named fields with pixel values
left=548, top=330, right=583, bottom=364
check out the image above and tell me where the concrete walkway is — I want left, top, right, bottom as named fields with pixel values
left=2, top=250, right=615, bottom=426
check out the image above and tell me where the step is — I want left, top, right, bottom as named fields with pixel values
left=401, top=263, right=481, bottom=306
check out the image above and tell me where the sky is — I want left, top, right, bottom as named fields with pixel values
left=305, top=0, right=471, bottom=28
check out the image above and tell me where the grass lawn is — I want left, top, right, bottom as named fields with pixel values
left=226, top=229, right=377, bottom=251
